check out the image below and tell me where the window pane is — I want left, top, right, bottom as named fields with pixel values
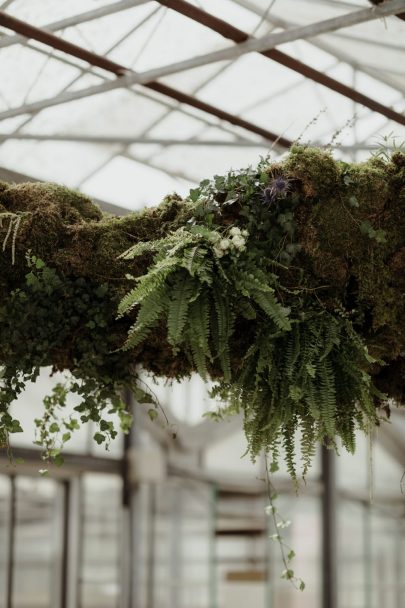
left=13, top=477, right=61, bottom=608
left=80, top=474, right=123, bottom=608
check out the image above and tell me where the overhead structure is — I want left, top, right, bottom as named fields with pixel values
left=0, top=0, right=404, bottom=209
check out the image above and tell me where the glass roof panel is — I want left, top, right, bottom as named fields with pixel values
left=0, top=0, right=403, bottom=211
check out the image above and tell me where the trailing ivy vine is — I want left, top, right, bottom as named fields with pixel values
left=0, top=146, right=403, bottom=478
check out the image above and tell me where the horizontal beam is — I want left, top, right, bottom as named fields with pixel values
left=0, top=13, right=291, bottom=148
left=0, top=133, right=270, bottom=146
left=0, top=446, right=122, bottom=476
left=160, top=0, right=405, bottom=126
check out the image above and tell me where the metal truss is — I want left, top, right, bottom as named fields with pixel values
left=232, top=0, right=405, bottom=95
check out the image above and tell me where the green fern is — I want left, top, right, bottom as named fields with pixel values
left=122, top=283, right=170, bottom=350
left=167, top=272, right=197, bottom=347
left=187, top=291, right=211, bottom=379
left=117, top=257, right=179, bottom=317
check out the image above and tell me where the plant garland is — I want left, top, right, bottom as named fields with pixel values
left=0, top=146, right=403, bottom=477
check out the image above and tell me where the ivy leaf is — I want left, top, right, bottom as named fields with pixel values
left=281, top=569, right=294, bottom=580
left=10, top=420, right=23, bottom=433
left=54, top=453, right=64, bottom=467
left=148, top=408, right=158, bottom=422
left=189, top=188, right=201, bottom=202
left=94, top=432, right=105, bottom=445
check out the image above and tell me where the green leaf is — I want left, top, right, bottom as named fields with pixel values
left=287, top=550, right=296, bottom=561
left=189, top=188, right=201, bottom=202
left=133, top=387, right=154, bottom=405
left=281, top=569, right=294, bottom=580
left=94, top=432, right=105, bottom=445
left=10, top=420, right=23, bottom=433
left=54, top=453, right=64, bottom=467
left=148, top=408, right=158, bottom=422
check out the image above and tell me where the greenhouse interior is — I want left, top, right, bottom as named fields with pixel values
left=0, top=1, right=404, bottom=607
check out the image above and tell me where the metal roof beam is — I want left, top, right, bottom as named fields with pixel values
left=159, top=0, right=405, bottom=126
left=0, top=13, right=291, bottom=147
left=148, top=1, right=405, bottom=79
left=0, top=0, right=153, bottom=48
left=0, top=133, right=270, bottom=146
left=232, top=0, right=405, bottom=94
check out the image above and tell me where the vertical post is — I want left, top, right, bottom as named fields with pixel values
left=209, top=483, right=218, bottom=608
left=6, top=475, right=16, bottom=608
left=66, top=477, right=82, bottom=608
left=60, top=480, right=70, bottom=608
left=121, top=389, right=134, bottom=608
left=321, top=446, right=337, bottom=608
left=145, top=484, right=156, bottom=608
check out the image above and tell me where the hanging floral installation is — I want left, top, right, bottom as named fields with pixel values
left=0, top=146, right=403, bottom=477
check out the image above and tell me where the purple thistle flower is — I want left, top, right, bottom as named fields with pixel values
left=262, top=176, right=291, bottom=204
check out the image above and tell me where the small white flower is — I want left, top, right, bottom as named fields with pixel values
left=209, top=232, right=221, bottom=244
left=229, top=226, right=241, bottom=236
left=232, top=235, right=246, bottom=249
left=241, top=229, right=249, bottom=237
left=219, top=238, right=231, bottom=250
left=214, top=247, right=224, bottom=258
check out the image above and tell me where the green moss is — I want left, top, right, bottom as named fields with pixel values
left=283, top=145, right=340, bottom=198
left=0, top=147, right=403, bottom=469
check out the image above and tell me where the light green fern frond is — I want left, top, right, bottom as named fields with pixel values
left=117, top=256, right=179, bottom=317
left=187, top=291, right=211, bottom=379
left=251, top=291, right=291, bottom=331
left=167, top=272, right=198, bottom=347
left=122, top=283, right=170, bottom=350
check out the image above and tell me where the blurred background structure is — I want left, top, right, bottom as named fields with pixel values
left=0, top=1, right=404, bottom=607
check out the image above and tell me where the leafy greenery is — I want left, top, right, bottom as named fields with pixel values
left=0, top=146, right=403, bottom=477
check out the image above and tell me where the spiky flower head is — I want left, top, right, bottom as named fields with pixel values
left=262, top=176, right=291, bottom=204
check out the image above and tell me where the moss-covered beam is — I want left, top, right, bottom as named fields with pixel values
left=0, top=147, right=403, bottom=467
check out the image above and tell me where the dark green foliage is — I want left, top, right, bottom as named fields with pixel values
left=0, top=146, right=403, bottom=476
left=0, top=253, right=137, bottom=454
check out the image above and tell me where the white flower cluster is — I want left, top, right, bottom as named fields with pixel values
left=213, top=226, right=248, bottom=258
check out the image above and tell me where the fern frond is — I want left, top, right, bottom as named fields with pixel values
left=122, top=283, right=169, bottom=350
left=187, top=291, right=211, bottom=379
left=317, top=358, right=336, bottom=438
left=167, top=272, right=197, bottom=347
left=118, top=239, right=163, bottom=260
left=117, top=257, right=179, bottom=317
left=251, top=291, right=291, bottom=331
